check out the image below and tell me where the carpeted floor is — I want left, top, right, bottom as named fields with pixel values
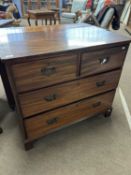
left=0, top=21, right=131, bottom=175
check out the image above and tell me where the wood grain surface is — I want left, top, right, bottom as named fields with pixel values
left=25, top=91, right=115, bottom=140
left=0, top=24, right=130, bottom=61
left=19, top=70, right=120, bottom=117
left=81, top=46, right=127, bottom=77
left=11, top=54, right=77, bottom=92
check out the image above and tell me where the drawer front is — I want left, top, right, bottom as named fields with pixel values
left=19, top=70, right=120, bottom=117
left=81, top=46, right=127, bottom=77
left=25, top=91, right=115, bottom=140
left=11, top=54, right=77, bottom=92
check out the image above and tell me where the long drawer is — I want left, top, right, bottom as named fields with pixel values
left=25, top=91, right=115, bottom=140
left=19, top=70, right=120, bottom=117
left=11, top=54, right=77, bottom=92
left=81, top=46, right=127, bottom=77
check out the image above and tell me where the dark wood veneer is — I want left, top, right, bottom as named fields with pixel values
left=11, top=54, right=77, bottom=92
left=81, top=46, right=127, bottom=77
left=25, top=91, right=115, bottom=140
left=19, top=70, right=120, bottom=117
left=0, top=24, right=130, bottom=150
left=0, top=24, right=130, bottom=61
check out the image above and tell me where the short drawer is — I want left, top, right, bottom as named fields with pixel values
left=19, top=70, right=120, bottom=117
left=25, top=91, right=115, bottom=140
left=11, top=54, right=77, bottom=92
left=81, top=46, right=127, bottom=77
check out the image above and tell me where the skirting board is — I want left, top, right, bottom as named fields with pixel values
left=119, top=87, right=131, bottom=130
left=125, top=27, right=131, bottom=35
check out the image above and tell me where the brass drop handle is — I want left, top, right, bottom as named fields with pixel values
left=99, top=57, right=109, bottom=64
left=96, top=80, right=106, bottom=87
left=44, top=94, right=57, bottom=102
left=46, top=117, right=58, bottom=125
left=41, top=66, right=56, bottom=76
left=92, top=101, right=101, bottom=108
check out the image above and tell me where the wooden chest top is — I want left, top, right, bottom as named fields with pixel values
left=0, top=23, right=130, bottom=61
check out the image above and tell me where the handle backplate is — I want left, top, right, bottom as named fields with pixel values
left=99, top=57, right=109, bottom=64
left=96, top=80, right=106, bottom=87
left=41, top=66, right=56, bottom=76
left=92, top=101, right=101, bottom=108
left=44, top=94, right=57, bottom=102
left=46, top=117, right=58, bottom=125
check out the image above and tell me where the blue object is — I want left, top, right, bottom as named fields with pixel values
left=13, top=0, right=22, bottom=17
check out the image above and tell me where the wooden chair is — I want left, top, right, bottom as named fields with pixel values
left=82, top=7, right=115, bottom=29
left=44, top=0, right=62, bottom=24
left=61, top=0, right=87, bottom=23
left=79, top=0, right=118, bottom=29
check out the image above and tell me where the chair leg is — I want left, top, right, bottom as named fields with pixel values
left=0, top=127, right=3, bottom=134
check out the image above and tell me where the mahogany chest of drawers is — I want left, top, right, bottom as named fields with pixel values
left=0, top=24, right=130, bottom=150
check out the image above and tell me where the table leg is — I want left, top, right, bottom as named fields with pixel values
left=58, top=16, right=61, bottom=24
left=45, top=18, right=48, bottom=25
left=27, top=17, right=31, bottom=26
left=56, top=12, right=60, bottom=24
left=54, top=17, right=57, bottom=25
left=0, top=127, right=3, bottom=134
left=35, top=19, right=38, bottom=26
left=50, top=18, right=52, bottom=25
